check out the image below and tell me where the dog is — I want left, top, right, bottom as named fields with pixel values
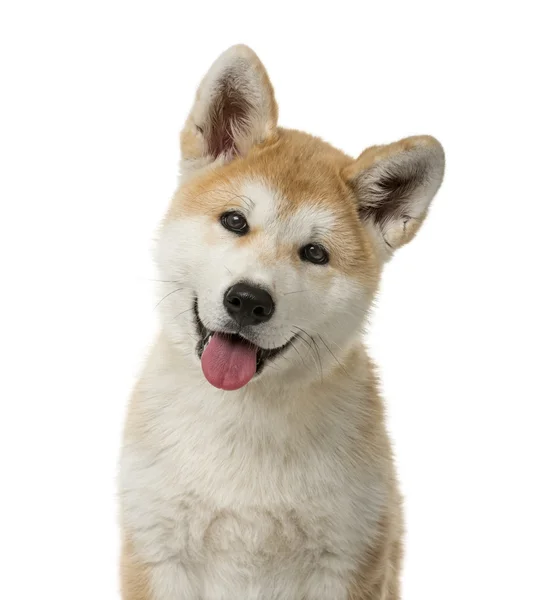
left=119, top=44, right=444, bottom=599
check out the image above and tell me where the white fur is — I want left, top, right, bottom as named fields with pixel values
left=155, top=179, right=370, bottom=361
left=179, top=45, right=277, bottom=179
left=118, top=44, right=415, bottom=598
left=120, top=336, right=387, bottom=599
left=356, top=140, right=445, bottom=254
left=120, top=175, right=385, bottom=598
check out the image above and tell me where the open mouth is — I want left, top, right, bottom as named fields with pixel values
left=193, top=299, right=294, bottom=391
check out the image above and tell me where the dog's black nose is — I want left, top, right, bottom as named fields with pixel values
left=224, top=282, right=275, bottom=326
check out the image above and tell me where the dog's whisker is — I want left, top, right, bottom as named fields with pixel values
left=311, top=336, right=323, bottom=384
left=149, top=278, right=185, bottom=284
left=289, top=332, right=310, bottom=371
left=171, top=307, right=195, bottom=322
left=292, top=328, right=313, bottom=357
left=317, top=333, right=349, bottom=376
left=294, top=336, right=316, bottom=365
left=154, top=287, right=185, bottom=310
left=292, top=326, right=323, bottom=381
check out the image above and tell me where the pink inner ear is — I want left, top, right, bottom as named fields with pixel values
left=206, top=77, right=251, bottom=158
left=355, top=159, right=429, bottom=228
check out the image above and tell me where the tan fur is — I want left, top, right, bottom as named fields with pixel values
left=121, top=393, right=154, bottom=600
left=122, top=343, right=403, bottom=599
left=348, top=524, right=403, bottom=600
left=121, top=535, right=152, bottom=600
left=179, top=44, right=279, bottom=163
left=169, top=128, right=379, bottom=282
left=343, top=135, right=444, bottom=252
left=342, top=135, right=440, bottom=178
left=343, top=353, right=404, bottom=599
left=292, top=350, right=405, bottom=598
left=120, top=44, right=444, bottom=599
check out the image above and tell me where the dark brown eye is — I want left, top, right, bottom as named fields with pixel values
left=221, top=211, right=249, bottom=235
left=300, top=243, right=329, bottom=265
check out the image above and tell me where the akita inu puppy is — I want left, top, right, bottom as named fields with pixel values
left=119, top=44, right=444, bottom=599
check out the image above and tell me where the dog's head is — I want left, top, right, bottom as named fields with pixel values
left=156, top=45, right=444, bottom=391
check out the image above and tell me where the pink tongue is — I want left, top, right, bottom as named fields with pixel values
left=201, top=333, right=257, bottom=391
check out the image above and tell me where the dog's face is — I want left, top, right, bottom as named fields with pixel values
left=156, top=45, right=444, bottom=391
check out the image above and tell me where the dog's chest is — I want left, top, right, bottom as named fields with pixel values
left=120, top=391, right=384, bottom=598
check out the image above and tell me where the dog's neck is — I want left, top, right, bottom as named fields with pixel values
left=125, top=329, right=380, bottom=466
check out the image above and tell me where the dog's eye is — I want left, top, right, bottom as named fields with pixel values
left=300, top=244, right=329, bottom=265
left=221, top=211, right=249, bottom=235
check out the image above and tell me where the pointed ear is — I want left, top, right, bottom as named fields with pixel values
left=342, top=136, right=445, bottom=253
left=180, top=45, right=278, bottom=168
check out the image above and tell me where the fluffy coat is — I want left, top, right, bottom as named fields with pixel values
left=119, top=45, right=444, bottom=599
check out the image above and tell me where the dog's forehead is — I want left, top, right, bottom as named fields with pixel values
left=240, top=179, right=339, bottom=242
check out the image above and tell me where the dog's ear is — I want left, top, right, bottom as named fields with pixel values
left=342, top=136, right=445, bottom=254
left=180, top=45, right=278, bottom=168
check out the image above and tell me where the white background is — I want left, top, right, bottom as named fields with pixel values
left=1, top=1, right=556, bottom=598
